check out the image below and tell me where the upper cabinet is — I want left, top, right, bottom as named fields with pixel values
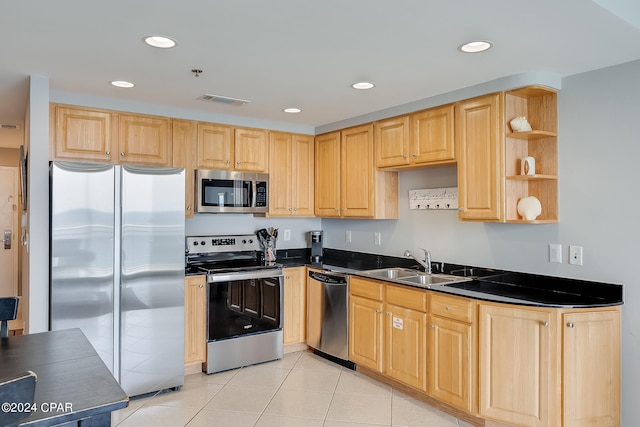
left=197, top=123, right=268, bottom=172
left=315, top=125, right=398, bottom=219
left=51, top=104, right=118, bottom=163
left=51, top=104, right=172, bottom=167
left=375, top=104, right=455, bottom=169
left=455, top=93, right=504, bottom=221
left=269, top=132, right=315, bottom=217
left=172, top=119, right=198, bottom=218
left=456, top=86, right=558, bottom=223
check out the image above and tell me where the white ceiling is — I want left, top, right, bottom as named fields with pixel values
left=1, top=0, right=640, bottom=130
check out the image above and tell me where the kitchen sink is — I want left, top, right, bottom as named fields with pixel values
left=363, top=268, right=420, bottom=279
left=359, top=268, right=471, bottom=288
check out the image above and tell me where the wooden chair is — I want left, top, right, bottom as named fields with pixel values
left=0, top=297, right=19, bottom=338
left=0, top=371, right=37, bottom=425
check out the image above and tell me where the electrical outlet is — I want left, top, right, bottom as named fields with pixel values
left=569, top=245, right=583, bottom=266
left=374, top=232, right=382, bottom=246
left=345, top=230, right=352, bottom=243
left=283, top=229, right=291, bottom=241
left=549, top=244, right=562, bottom=263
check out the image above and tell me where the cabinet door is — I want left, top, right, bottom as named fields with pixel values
left=314, top=131, right=341, bottom=217
left=341, top=124, right=374, bottom=217
left=118, top=113, right=171, bottom=166
left=428, top=314, right=473, bottom=412
left=184, top=275, right=206, bottom=365
left=197, top=123, right=233, bottom=169
left=234, top=128, right=268, bottom=172
left=479, top=303, right=557, bottom=427
left=456, top=93, right=503, bottom=221
left=291, top=134, right=315, bottom=216
left=52, top=105, right=116, bottom=162
left=349, top=294, right=383, bottom=372
left=283, top=267, right=306, bottom=345
left=563, top=310, right=620, bottom=427
left=385, top=304, right=427, bottom=391
left=375, top=116, right=410, bottom=167
left=411, top=104, right=455, bottom=164
left=268, top=132, right=293, bottom=216
left=172, top=119, right=197, bottom=217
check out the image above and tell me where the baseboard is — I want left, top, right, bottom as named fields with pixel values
left=283, top=342, right=309, bottom=354
left=184, top=362, right=203, bottom=376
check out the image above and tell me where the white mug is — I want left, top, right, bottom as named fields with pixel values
left=521, top=156, right=536, bottom=175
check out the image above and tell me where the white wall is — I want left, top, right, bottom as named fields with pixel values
left=322, top=59, right=640, bottom=426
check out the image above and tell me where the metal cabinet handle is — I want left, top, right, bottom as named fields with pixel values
left=542, top=321, right=549, bottom=327
left=187, top=206, right=192, bottom=211
left=402, top=154, right=407, bottom=159
left=429, top=324, right=435, bottom=329
left=226, top=160, right=231, bottom=164
left=445, top=306, right=451, bottom=311
left=384, top=311, right=391, bottom=315
left=375, top=309, right=381, bottom=313
left=120, top=152, right=125, bottom=157
left=567, top=322, right=574, bottom=328
left=106, top=150, right=110, bottom=155
left=236, top=160, right=241, bottom=165
left=412, top=153, right=417, bottom=157
left=199, top=284, right=203, bottom=288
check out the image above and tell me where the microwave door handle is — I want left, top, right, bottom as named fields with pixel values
left=251, top=180, right=257, bottom=208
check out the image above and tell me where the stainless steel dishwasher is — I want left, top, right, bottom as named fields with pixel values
left=307, top=269, right=350, bottom=364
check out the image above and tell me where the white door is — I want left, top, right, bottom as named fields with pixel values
left=0, top=166, right=19, bottom=296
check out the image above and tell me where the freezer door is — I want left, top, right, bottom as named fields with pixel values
left=119, top=166, right=185, bottom=396
left=50, top=162, right=116, bottom=374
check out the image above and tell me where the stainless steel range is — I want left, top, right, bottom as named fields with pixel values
left=185, top=234, right=284, bottom=374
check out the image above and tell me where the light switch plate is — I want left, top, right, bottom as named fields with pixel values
left=549, top=244, right=562, bottom=263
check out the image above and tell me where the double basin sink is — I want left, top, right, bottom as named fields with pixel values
left=359, top=267, right=471, bottom=288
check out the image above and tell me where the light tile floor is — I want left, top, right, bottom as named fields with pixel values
left=112, top=350, right=476, bottom=427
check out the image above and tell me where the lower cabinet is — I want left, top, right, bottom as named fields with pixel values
left=184, top=275, right=207, bottom=367
left=478, top=302, right=621, bottom=427
left=427, top=293, right=476, bottom=413
left=349, top=277, right=427, bottom=391
left=283, top=267, right=307, bottom=346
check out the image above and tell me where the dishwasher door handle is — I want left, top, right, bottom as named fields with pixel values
left=308, top=271, right=348, bottom=284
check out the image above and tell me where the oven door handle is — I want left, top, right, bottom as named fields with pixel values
left=208, top=269, right=283, bottom=282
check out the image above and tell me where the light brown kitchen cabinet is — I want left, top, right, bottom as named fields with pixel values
left=455, top=93, right=504, bottom=222
left=269, top=132, right=314, bottom=216
left=117, top=113, right=171, bottom=166
left=456, top=86, right=558, bottom=223
left=375, top=104, right=455, bottom=169
left=315, top=125, right=398, bottom=218
left=479, top=302, right=559, bottom=427
left=349, top=277, right=427, bottom=391
left=51, top=104, right=118, bottom=162
left=427, top=293, right=476, bottom=413
left=184, top=275, right=207, bottom=369
left=563, top=309, right=620, bottom=427
left=283, top=267, right=307, bottom=346
left=504, top=86, right=558, bottom=223
left=51, top=104, right=173, bottom=166
left=172, top=119, right=197, bottom=217
left=197, top=123, right=268, bottom=172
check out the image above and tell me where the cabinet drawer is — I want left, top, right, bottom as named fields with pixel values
left=386, top=284, right=427, bottom=312
left=350, top=277, right=384, bottom=301
left=429, top=293, right=475, bottom=323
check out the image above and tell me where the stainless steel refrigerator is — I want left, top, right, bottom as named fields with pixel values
left=50, top=162, right=185, bottom=397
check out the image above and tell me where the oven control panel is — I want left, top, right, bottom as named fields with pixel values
left=186, top=235, right=260, bottom=254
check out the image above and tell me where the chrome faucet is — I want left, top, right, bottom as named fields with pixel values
left=404, top=248, right=432, bottom=274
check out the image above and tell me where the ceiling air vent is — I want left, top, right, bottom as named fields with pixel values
left=197, top=94, right=251, bottom=106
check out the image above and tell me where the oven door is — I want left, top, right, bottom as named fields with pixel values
left=208, top=275, right=283, bottom=342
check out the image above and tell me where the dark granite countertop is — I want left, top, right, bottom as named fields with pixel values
left=278, top=248, right=624, bottom=308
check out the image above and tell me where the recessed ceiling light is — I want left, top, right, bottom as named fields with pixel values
left=458, top=40, right=493, bottom=53
left=110, top=80, right=135, bottom=88
left=351, top=82, right=375, bottom=90
left=143, top=35, right=177, bottom=49
left=283, top=108, right=301, bottom=113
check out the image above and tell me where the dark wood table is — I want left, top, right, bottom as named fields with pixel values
left=0, top=328, right=128, bottom=426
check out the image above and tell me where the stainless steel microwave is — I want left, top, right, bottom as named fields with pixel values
left=196, top=170, right=268, bottom=213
